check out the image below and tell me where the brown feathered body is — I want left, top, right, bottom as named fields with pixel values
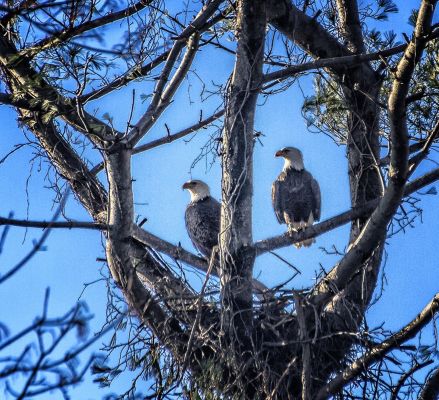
left=185, top=196, right=220, bottom=258
left=272, top=167, right=321, bottom=246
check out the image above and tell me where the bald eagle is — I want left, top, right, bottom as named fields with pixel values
left=272, top=147, right=321, bottom=247
left=182, top=180, right=220, bottom=259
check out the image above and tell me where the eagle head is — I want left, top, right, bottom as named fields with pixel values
left=182, top=180, right=211, bottom=202
left=275, top=146, right=304, bottom=171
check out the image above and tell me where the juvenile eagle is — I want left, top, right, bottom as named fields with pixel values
left=272, top=147, right=321, bottom=247
left=182, top=180, right=220, bottom=259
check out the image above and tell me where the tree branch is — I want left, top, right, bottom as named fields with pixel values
left=131, top=226, right=269, bottom=295
left=335, top=0, right=365, bottom=53
left=17, top=1, right=152, bottom=60
left=0, top=210, right=268, bottom=295
left=0, top=191, right=68, bottom=285
left=267, top=0, right=376, bottom=80
left=127, top=0, right=224, bottom=146
left=316, top=293, right=439, bottom=400
left=128, top=33, right=200, bottom=145
left=262, top=42, right=407, bottom=84
left=308, top=0, right=437, bottom=308
left=0, top=216, right=104, bottom=230
left=78, top=1, right=231, bottom=103
left=78, top=50, right=170, bottom=103
left=391, top=360, right=434, bottom=400
left=0, top=32, right=121, bottom=144
left=132, top=109, right=224, bottom=154
left=408, top=118, right=439, bottom=175
left=219, top=0, right=265, bottom=350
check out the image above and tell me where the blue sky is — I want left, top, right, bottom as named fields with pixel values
left=0, top=1, right=438, bottom=398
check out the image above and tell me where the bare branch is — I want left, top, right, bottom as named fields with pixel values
left=262, top=43, right=409, bottom=84
left=128, top=33, right=200, bottom=145
left=409, top=118, right=439, bottom=175
left=128, top=0, right=225, bottom=145
left=0, top=190, right=68, bottom=285
left=78, top=1, right=231, bottom=104
left=267, top=0, right=375, bottom=79
left=391, top=361, right=434, bottom=400
left=132, top=225, right=207, bottom=270
left=0, top=216, right=104, bottom=230
left=131, top=225, right=269, bottom=295
left=316, top=293, right=439, bottom=400
left=0, top=33, right=120, bottom=143
left=132, top=109, right=224, bottom=154
left=78, top=51, right=170, bottom=103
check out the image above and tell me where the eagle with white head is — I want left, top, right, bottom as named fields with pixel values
left=272, top=147, right=321, bottom=247
left=182, top=180, right=220, bottom=259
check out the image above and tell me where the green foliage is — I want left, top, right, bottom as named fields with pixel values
left=302, top=74, right=348, bottom=144
left=375, top=0, right=399, bottom=21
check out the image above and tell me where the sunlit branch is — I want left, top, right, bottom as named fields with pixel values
left=88, top=108, right=224, bottom=176
left=128, top=33, right=199, bottom=145
left=128, top=0, right=225, bottom=145
left=173, top=0, right=226, bottom=40
left=316, top=293, right=439, bottom=400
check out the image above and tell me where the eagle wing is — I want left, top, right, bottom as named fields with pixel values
left=185, top=197, right=220, bottom=258
left=311, top=177, right=321, bottom=221
left=272, top=178, right=285, bottom=224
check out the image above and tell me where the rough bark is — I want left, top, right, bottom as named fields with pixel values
left=218, top=0, right=266, bottom=395
left=220, top=0, right=265, bottom=339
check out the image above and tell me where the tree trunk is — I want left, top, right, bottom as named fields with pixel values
left=219, top=0, right=266, bottom=395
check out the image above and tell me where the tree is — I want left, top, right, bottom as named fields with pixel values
left=0, top=0, right=438, bottom=398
